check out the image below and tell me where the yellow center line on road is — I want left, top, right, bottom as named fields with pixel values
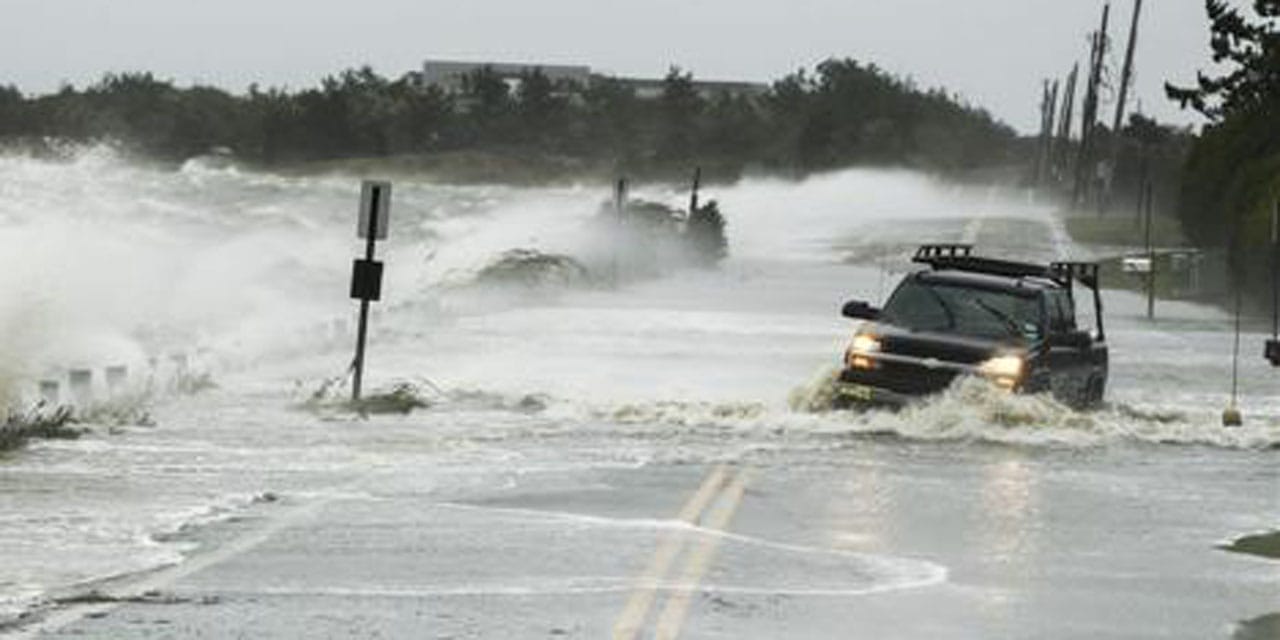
left=651, top=470, right=750, bottom=640
left=612, top=464, right=732, bottom=640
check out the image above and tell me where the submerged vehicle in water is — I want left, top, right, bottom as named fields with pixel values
left=835, top=244, right=1108, bottom=410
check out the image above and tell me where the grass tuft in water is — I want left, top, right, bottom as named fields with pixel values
left=347, top=383, right=433, bottom=415
left=300, top=378, right=437, bottom=416
left=54, top=589, right=219, bottom=606
left=1221, top=531, right=1280, bottom=560
left=1234, top=613, right=1280, bottom=640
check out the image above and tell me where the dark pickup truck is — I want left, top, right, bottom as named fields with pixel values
left=835, top=244, right=1108, bottom=410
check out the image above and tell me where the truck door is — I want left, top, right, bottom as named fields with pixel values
left=1045, top=289, right=1089, bottom=405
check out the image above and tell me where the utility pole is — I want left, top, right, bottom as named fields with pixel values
left=1107, top=0, right=1144, bottom=213
left=1035, top=81, right=1049, bottom=184
left=1074, top=2, right=1111, bottom=209
left=1111, top=0, right=1144, bottom=153
left=1035, top=80, right=1059, bottom=186
left=1046, top=80, right=1060, bottom=183
left=1056, top=64, right=1079, bottom=184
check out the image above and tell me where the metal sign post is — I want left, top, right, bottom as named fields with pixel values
left=612, top=177, right=627, bottom=286
left=1268, top=199, right=1280, bottom=367
left=1224, top=224, right=1245, bottom=427
left=1144, top=181, right=1156, bottom=320
left=688, top=167, right=702, bottom=217
left=1225, top=285, right=1244, bottom=427
left=350, top=180, right=391, bottom=402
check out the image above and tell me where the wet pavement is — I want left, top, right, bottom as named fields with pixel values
left=25, top=442, right=1278, bottom=639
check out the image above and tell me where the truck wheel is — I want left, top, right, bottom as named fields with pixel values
left=1086, top=377, right=1105, bottom=409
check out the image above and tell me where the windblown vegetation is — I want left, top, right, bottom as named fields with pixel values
left=0, top=407, right=82, bottom=452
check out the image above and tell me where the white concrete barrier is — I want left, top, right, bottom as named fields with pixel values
left=39, top=380, right=60, bottom=406
left=105, top=366, right=128, bottom=398
left=68, top=369, right=93, bottom=408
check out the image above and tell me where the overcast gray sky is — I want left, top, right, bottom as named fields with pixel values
left=0, top=0, right=1214, bottom=133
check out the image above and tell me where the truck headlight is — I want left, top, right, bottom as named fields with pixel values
left=979, top=354, right=1024, bottom=388
left=846, top=334, right=881, bottom=370
left=851, top=334, right=881, bottom=354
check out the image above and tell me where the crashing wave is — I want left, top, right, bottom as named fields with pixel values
left=784, top=372, right=1280, bottom=449
left=511, top=372, right=1280, bottom=451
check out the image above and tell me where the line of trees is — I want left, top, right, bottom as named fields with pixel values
left=1166, top=0, right=1280, bottom=299
left=0, top=60, right=1019, bottom=178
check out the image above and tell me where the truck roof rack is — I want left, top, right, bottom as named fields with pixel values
left=913, top=244, right=973, bottom=260
left=914, top=244, right=1054, bottom=280
left=1050, top=261, right=1100, bottom=290
left=912, top=245, right=1100, bottom=291
left=911, top=244, right=1106, bottom=341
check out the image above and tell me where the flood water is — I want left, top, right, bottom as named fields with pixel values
left=0, top=147, right=1276, bottom=638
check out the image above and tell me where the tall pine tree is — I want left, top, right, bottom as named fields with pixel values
left=1168, top=0, right=1280, bottom=298
left=1166, top=0, right=1280, bottom=118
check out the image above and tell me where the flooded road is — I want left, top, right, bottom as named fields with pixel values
left=0, top=148, right=1277, bottom=638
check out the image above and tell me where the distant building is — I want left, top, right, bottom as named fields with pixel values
left=422, top=60, right=592, bottom=93
left=420, top=59, right=769, bottom=101
left=608, top=77, right=770, bottom=100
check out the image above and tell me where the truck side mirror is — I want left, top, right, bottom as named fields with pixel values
left=842, top=300, right=880, bottom=320
left=1266, top=339, right=1280, bottom=367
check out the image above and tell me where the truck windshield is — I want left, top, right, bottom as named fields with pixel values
left=881, top=279, right=1042, bottom=340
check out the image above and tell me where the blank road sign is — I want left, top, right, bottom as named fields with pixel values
left=358, top=181, right=392, bottom=240
left=350, top=259, right=384, bottom=301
